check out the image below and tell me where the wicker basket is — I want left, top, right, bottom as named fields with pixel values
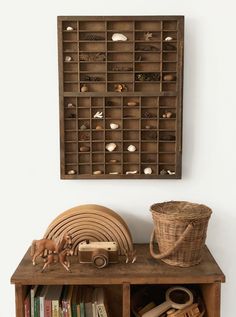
left=150, top=201, right=212, bottom=267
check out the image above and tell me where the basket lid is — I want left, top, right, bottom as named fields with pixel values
left=150, top=201, right=212, bottom=220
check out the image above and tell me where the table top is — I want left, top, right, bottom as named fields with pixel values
left=11, top=244, right=225, bottom=285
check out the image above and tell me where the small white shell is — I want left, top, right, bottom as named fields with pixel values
left=65, top=56, right=72, bottom=62
left=164, top=36, right=173, bottom=41
left=66, top=26, right=74, bottom=31
left=112, top=33, right=128, bottom=42
left=167, top=170, right=175, bottom=175
left=126, top=170, right=138, bottom=175
left=127, top=145, right=136, bottom=152
left=93, top=170, right=103, bottom=175
left=67, top=169, right=76, bottom=175
left=67, top=103, right=75, bottom=108
left=65, top=55, right=72, bottom=62
left=144, top=167, right=152, bottom=175
left=110, top=123, right=119, bottom=130
left=106, top=143, right=117, bottom=152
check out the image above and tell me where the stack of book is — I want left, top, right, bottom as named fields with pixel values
left=24, top=285, right=109, bottom=317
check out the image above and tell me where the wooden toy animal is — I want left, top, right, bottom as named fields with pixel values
left=30, top=233, right=72, bottom=266
left=41, top=246, right=73, bottom=273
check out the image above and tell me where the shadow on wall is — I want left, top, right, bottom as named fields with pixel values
left=121, top=212, right=153, bottom=243
left=182, top=17, right=198, bottom=178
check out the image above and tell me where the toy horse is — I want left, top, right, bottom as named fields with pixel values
left=31, top=233, right=72, bottom=266
left=41, top=245, right=73, bottom=273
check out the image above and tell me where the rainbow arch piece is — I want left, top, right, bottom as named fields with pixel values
left=44, top=204, right=134, bottom=255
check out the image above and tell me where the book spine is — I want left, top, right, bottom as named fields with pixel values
left=52, top=300, right=60, bottom=317
left=24, top=294, right=30, bottom=317
left=80, top=303, right=85, bottom=317
left=34, top=297, right=40, bottom=317
left=44, top=299, right=52, bottom=317
left=97, top=304, right=108, bottom=317
left=31, top=287, right=38, bottom=317
left=40, top=297, right=45, bottom=317
left=72, top=303, right=77, bottom=317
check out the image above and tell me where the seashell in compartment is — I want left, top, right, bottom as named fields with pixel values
left=95, top=125, right=103, bottom=130
left=67, top=103, right=75, bottom=108
left=66, top=26, right=74, bottom=31
left=163, top=74, right=176, bottom=81
left=112, top=33, right=128, bottom=41
left=109, top=159, right=118, bottom=163
left=93, top=170, right=103, bottom=175
left=126, top=170, right=138, bottom=175
left=65, top=56, right=72, bottom=62
left=127, top=101, right=138, bottom=106
left=164, top=36, right=173, bottom=41
left=110, top=123, right=119, bottom=130
left=144, top=167, right=152, bottom=175
left=106, top=143, right=117, bottom=152
left=81, top=84, right=88, bottom=92
left=127, top=145, right=136, bottom=152
left=167, top=170, right=176, bottom=175
left=67, top=169, right=76, bottom=175
left=114, top=83, right=127, bottom=92
left=162, top=111, right=173, bottom=118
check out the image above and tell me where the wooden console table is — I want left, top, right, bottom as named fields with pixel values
left=11, top=244, right=225, bottom=317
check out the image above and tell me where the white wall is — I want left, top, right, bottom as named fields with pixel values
left=0, top=0, right=235, bottom=315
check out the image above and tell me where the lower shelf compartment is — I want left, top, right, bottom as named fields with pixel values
left=131, top=284, right=206, bottom=317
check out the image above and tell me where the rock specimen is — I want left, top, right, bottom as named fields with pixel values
left=79, top=146, right=90, bottom=152
left=163, top=74, right=176, bottom=81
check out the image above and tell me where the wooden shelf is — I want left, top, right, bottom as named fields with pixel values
left=11, top=244, right=225, bottom=317
left=58, top=16, right=184, bottom=179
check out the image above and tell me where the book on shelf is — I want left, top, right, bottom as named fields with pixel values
left=44, top=285, right=63, bottom=317
left=76, top=286, right=82, bottom=317
left=79, top=286, right=86, bottom=317
left=84, top=286, right=94, bottom=317
left=39, top=285, right=48, bottom=317
left=30, top=285, right=39, bottom=317
left=24, top=288, right=31, bottom=317
left=95, top=287, right=109, bottom=317
left=63, top=285, right=74, bottom=317
left=34, top=285, right=44, bottom=317
left=71, top=285, right=79, bottom=317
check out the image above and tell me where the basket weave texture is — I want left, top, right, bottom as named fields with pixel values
left=150, top=201, right=212, bottom=267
